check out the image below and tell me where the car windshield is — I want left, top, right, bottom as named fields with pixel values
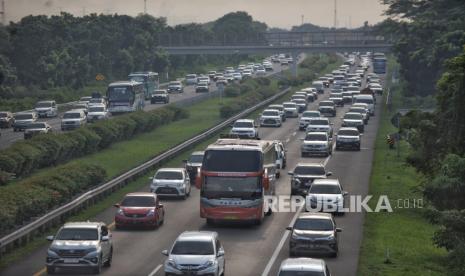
left=63, top=112, right=81, bottom=119
left=88, top=107, right=105, bottom=112
left=350, top=108, right=366, bottom=114
left=310, top=184, right=342, bottom=194
left=269, top=106, right=283, bottom=111
left=186, top=75, right=196, bottom=79
left=233, top=122, right=253, bottom=128
left=89, top=99, right=102, bottom=103
left=355, top=98, right=374, bottom=104
left=263, top=111, right=279, bottom=116
left=302, top=112, right=319, bottom=118
left=305, top=134, right=327, bottom=141
left=344, top=113, right=363, bottom=120
left=35, top=102, right=52, bottom=108
left=294, top=218, right=334, bottom=231
left=319, top=102, right=334, bottom=107
left=80, top=97, right=91, bottom=101
left=294, top=166, right=325, bottom=175
left=121, top=196, right=155, bottom=207
left=338, top=129, right=359, bottom=136
left=283, top=103, right=296, bottom=108
left=129, top=76, right=145, bottom=82
left=188, top=154, right=204, bottom=163
left=56, top=228, right=98, bottom=241
left=169, top=82, right=181, bottom=86
left=15, top=114, right=33, bottom=120
left=155, top=171, right=183, bottom=180
left=25, top=123, right=46, bottom=129
left=171, top=240, right=214, bottom=255
left=309, top=119, right=328, bottom=125
left=154, top=90, right=166, bottom=94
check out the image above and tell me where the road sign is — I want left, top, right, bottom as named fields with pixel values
left=95, top=74, right=105, bottom=81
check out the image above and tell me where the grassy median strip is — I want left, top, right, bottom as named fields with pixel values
left=357, top=60, right=447, bottom=275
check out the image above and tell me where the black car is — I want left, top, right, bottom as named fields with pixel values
left=184, top=151, right=205, bottom=183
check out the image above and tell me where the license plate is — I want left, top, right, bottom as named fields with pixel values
left=63, top=258, right=80, bottom=263
left=224, top=215, right=237, bottom=220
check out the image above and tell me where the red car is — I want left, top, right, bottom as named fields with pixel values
left=114, top=192, right=164, bottom=229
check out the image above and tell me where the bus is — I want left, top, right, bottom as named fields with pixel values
left=106, top=81, right=145, bottom=114
left=195, top=139, right=278, bottom=225
left=128, top=72, right=159, bottom=100
left=372, top=53, right=387, bottom=74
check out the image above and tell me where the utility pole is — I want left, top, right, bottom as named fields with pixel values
left=144, top=0, right=147, bottom=14
left=333, top=0, right=337, bottom=29
left=0, top=0, right=5, bottom=26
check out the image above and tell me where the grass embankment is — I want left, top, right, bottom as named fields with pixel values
left=357, top=59, right=447, bottom=275
left=0, top=55, right=340, bottom=270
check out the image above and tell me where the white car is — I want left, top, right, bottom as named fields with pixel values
left=150, top=168, right=191, bottom=199
left=162, top=231, right=225, bottom=276
left=306, top=178, right=347, bottom=213
left=185, top=74, right=198, bottom=85
left=232, top=72, right=242, bottom=81
left=34, top=100, right=58, bottom=118
left=61, top=109, right=87, bottom=131
left=353, top=95, right=375, bottom=115
left=87, top=104, right=109, bottom=122
left=301, top=132, right=332, bottom=157
left=299, top=111, right=321, bottom=130
left=230, top=119, right=259, bottom=139
left=282, top=102, right=298, bottom=118
left=306, top=117, right=333, bottom=137
left=197, top=76, right=210, bottom=85
left=260, top=109, right=282, bottom=127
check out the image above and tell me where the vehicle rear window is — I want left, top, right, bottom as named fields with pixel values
left=355, top=98, right=374, bottom=104
left=15, top=114, right=33, bottom=120
left=279, top=271, right=325, bottom=276
left=203, top=150, right=261, bottom=172
left=233, top=121, right=253, bottom=128
left=171, top=241, right=214, bottom=255
left=263, top=111, right=279, bottom=116
left=309, top=119, right=328, bottom=125
left=305, top=133, right=327, bottom=141
left=338, top=129, right=359, bottom=136
left=283, top=103, right=296, bottom=108
left=35, top=102, right=52, bottom=108
left=310, top=184, right=342, bottom=194
left=319, top=101, right=334, bottom=107
left=25, top=123, right=46, bottom=129
left=63, top=112, right=81, bottom=119
left=294, top=218, right=334, bottom=231
left=88, top=107, right=105, bottom=112
left=155, top=171, right=183, bottom=180
left=188, top=154, right=204, bottom=163
left=302, top=112, right=319, bottom=118
left=56, top=228, right=98, bottom=241
left=344, top=113, right=363, bottom=120
left=121, top=196, right=155, bottom=207
left=293, top=166, right=325, bottom=175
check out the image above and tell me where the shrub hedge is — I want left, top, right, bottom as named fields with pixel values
left=0, top=163, right=106, bottom=235
left=0, top=105, right=188, bottom=184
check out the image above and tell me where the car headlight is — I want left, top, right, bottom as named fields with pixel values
left=117, top=208, right=124, bottom=215
left=147, top=209, right=156, bottom=217
left=167, top=259, right=178, bottom=269
left=199, top=260, right=215, bottom=270
left=48, top=248, right=59, bottom=256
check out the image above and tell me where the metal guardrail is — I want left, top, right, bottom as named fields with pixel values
left=0, top=86, right=291, bottom=255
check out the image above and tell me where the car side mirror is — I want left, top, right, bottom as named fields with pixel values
left=343, top=191, right=348, bottom=196
left=360, top=133, right=364, bottom=136
left=157, top=203, right=164, bottom=208
left=101, top=236, right=110, bottom=242
left=336, top=228, right=343, bottom=232
left=113, top=203, right=120, bottom=208
left=326, top=172, right=333, bottom=176
left=217, top=249, right=225, bottom=257
left=46, top=235, right=54, bottom=241
left=288, top=171, right=294, bottom=176
left=286, top=226, right=293, bottom=231
left=161, top=250, right=169, bottom=256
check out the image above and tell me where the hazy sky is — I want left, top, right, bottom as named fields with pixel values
left=4, top=0, right=387, bottom=29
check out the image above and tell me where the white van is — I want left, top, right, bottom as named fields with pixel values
left=354, top=95, right=375, bottom=115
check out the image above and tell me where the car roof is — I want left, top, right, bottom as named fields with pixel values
left=279, top=258, right=326, bottom=272
left=62, top=221, right=103, bottom=229
left=338, top=127, right=359, bottom=132
left=177, top=231, right=217, bottom=242
left=65, top=109, right=84, bottom=114
left=263, top=109, right=279, bottom=113
left=297, top=212, right=333, bottom=220
left=190, top=151, right=205, bottom=156
left=313, top=179, right=340, bottom=186
left=235, top=119, right=254, bottom=123
left=124, top=192, right=156, bottom=198
left=36, top=100, right=55, bottom=104
left=156, top=168, right=184, bottom=173
left=306, top=132, right=327, bottom=136
left=88, top=104, right=106, bottom=108
left=15, top=112, right=35, bottom=115
left=345, top=112, right=363, bottom=116
left=295, top=162, right=324, bottom=168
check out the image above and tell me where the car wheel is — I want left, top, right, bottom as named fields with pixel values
left=47, top=266, right=56, bottom=275
left=104, top=248, right=113, bottom=267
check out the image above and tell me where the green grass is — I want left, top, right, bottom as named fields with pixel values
left=357, top=59, right=447, bottom=276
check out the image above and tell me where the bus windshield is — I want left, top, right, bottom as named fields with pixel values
left=202, top=176, right=261, bottom=199
left=203, top=150, right=261, bottom=172
left=108, top=86, right=134, bottom=102
left=129, top=76, right=146, bottom=83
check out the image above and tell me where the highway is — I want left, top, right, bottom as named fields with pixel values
left=0, top=61, right=291, bottom=150
left=0, top=59, right=383, bottom=276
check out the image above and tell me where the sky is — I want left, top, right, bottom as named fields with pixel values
left=3, top=0, right=387, bottom=29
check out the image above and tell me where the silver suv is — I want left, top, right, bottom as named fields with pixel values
left=61, top=109, right=87, bottom=131
left=46, top=222, right=113, bottom=274
left=162, top=231, right=225, bottom=276
left=35, top=100, right=58, bottom=118
left=150, top=168, right=191, bottom=199
left=278, top=258, right=331, bottom=276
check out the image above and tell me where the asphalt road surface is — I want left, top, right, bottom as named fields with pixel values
left=1, top=60, right=384, bottom=276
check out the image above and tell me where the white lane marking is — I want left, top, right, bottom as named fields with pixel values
left=148, top=264, right=163, bottom=276
left=262, top=154, right=332, bottom=276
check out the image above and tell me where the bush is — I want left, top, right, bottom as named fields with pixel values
left=0, top=163, right=106, bottom=235
left=0, top=105, right=189, bottom=184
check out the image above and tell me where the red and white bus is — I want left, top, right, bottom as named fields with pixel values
left=195, top=139, right=278, bottom=225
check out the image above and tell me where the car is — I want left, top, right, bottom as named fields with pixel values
left=242, top=69, right=253, bottom=78
left=34, top=100, right=58, bottom=118
left=150, top=168, right=191, bottom=199
left=291, top=94, right=307, bottom=103
left=87, top=104, right=109, bottom=123
left=79, top=96, right=92, bottom=104
left=342, top=91, right=353, bottom=103
left=151, top=89, right=170, bottom=104
left=280, top=59, right=289, bottom=66
left=61, top=109, right=87, bottom=131
left=301, top=88, right=318, bottom=100
left=256, top=68, right=266, bottom=76
left=232, top=72, right=242, bottom=81
left=300, top=132, right=332, bottom=157
left=299, top=111, right=321, bottom=130
left=23, top=122, right=52, bottom=139
left=88, top=98, right=106, bottom=107
left=342, top=112, right=365, bottom=132
left=286, top=213, right=342, bottom=258
left=292, top=99, right=307, bottom=113
left=229, top=119, right=259, bottom=139
left=114, top=192, right=164, bottom=229
left=0, top=111, right=14, bottom=128
left=197, top=76, right=210, bottom=86
left=318, top=77, right=330, bottom=88
left=353, top=95, right=375, bottom=115
left=73, top=101, right=89, bottom=115
left=311, top=81, right=325, bottom=94
left=282, top=102, right=299, bottom=118
left=195, top=82, right=210, bottom=93
left=306, top=117, right=333, bottom=137
left=264, top=63, right=273, bottom=71
left=184, top=151, right=204, bottom=182
left=208, top=71, right=217, bottom=79
left=336, top=127, right=362, bottom=151
left=318, top=101, right=336, bottom=117
left=162, top=231, right=225, bottom=276
left=213, top=73, right=224, bottom=82
left=168, top=81, right=184, bottom=93
left=45, top=221, right=113, bottom=274
left=216, top=77, right=228, bottom=86
left=260, top=109, right=282, bottom=127
left=185, top=74, right=198, bottom=86
left=224, top=73, right=235, bottom=83
left=12, top=112, right=38, bottom=132
left=278, top=258, right=331, bottom=276
left=288, top=163, right=332, bottom=196
left=306, top=179, right=348, bottom=214
left=328, top=96, right=344, bottom=107
left=268, top=104, right=286, bottom=121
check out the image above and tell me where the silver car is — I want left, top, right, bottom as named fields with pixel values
left=35, top=100, right=58, bottom=118
left=301, top=132, right=332, bottom=157
left=278, top=257, right=331, bottom=276
left=150, top=168, right=191, bottom=199
left=61, top=109, right=87, bottom=131
left=162, top=231, right=225, bottom=276
left=306, top=179, right=348, bottom=214
left=46, top=222, right=113, bottom=274
left=287, top=213, right=341, bottom=258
